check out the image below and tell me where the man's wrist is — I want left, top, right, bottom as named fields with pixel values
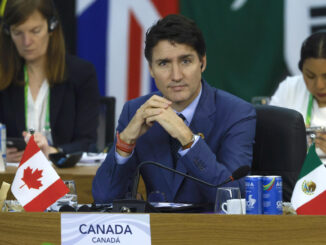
left=116, top=131, right=136, bottom=154
left=178, top=128, right=194, bottom=146
left=119, top=131, right=136, bottom=145
left=182, top=134, right=197, bottom=150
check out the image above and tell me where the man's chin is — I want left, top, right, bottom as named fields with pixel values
left=166, top=92, right=188, bottom=102
left=170, top=97, right=190, bottom=110
left=169, top=97, right=187, bottom=104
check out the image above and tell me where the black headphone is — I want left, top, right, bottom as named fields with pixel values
left=1, top=0, right=59, bottom=35
left=47, top=0, right=59, bottom=32
left=48, top=14, right=58, bottom=32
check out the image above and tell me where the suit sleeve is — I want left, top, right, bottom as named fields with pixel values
left=92, top=101, right=139, bottom=203
left=181, top=103, right=256, bottom=201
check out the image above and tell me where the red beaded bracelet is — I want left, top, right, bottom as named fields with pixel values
left=116, top=131, right=136, bottom=153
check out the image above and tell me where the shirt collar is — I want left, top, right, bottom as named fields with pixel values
left=176, top=86, right=202, bottom=126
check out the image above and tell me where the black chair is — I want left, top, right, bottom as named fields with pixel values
left=96, top=96, right=116, bottom=152
left=252, top=105, right=307, bottom=202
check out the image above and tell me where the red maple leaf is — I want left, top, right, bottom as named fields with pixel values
left=20, top=166, right=43, bottom=190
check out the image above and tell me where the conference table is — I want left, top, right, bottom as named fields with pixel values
left=0, top=212, right=326, bottom=244
left=1, top=165, right=326, bottom=244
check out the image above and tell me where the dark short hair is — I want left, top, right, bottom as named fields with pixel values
left=298, top=31, right=326, bottom=71
left=144, top=14, right=206, bottom=64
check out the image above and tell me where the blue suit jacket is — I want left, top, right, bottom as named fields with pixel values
left=93, top=81, right=256, bottom=204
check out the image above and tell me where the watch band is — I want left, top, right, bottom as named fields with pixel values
left=182, top=134, right=196, bottom=150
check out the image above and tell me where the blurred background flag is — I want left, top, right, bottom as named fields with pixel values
left=75, top=0, right=286, bottom=121
left=76, top=0, right=178, bottom=122
left=75, top=0, right=326, bottom=122
left=291, top=144, right=326, bottom=215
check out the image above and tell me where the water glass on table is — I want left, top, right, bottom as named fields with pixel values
left=48, top=180, right=78, bottom=211
left=215, top=187, right=245, bottom=214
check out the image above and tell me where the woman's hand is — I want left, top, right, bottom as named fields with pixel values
left=6, top=147, right=24, bottom=163
left=315, top=132, right=326, bottom=154
left=23, top=131, right=58, bottom=158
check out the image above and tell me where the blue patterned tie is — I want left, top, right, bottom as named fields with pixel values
left=170, top=113, right=186, bottom=168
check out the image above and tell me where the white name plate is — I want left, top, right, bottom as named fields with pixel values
left=61, top=213, right=151, bottom=245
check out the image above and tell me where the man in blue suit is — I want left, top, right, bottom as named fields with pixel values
left=92, top=14, right=256, bottom=205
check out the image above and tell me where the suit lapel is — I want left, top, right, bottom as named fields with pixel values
left=171, top=81, right=217, bottom=200
left=190, top=81, right=216, bottom=144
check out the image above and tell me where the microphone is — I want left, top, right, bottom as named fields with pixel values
left=232, top=165, right=251, bottom=181
left=131, top=161, right=250, bottom=200
left=217, top=165, right=251, bottom=187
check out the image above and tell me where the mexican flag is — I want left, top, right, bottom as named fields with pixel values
left=291, top=144, right=326, bottom=215
left=11, top=135, right=69, bottom=212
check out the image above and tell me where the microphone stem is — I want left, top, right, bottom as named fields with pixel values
left=131, top=161, right=231, bottom=199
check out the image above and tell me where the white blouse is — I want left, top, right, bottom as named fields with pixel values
left=26, top=80, right=49, bottom=133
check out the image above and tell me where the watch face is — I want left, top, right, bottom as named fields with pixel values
left=197, top=132, right=204, bottom=139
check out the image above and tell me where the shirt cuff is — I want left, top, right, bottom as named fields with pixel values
left=178, top=134, right=200, bottom=157
left=115, top=146, right=133, bottom=165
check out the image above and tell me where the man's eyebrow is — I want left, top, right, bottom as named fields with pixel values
left=179, top=54, right=194, bottom=59
left=154, top=54, right=195, bottom=63
left=155, top=58, right=170, bottom=63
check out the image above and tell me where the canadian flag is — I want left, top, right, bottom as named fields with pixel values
left=11, top=135, right=69, bottom=212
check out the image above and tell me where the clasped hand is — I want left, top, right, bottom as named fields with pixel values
left=118, top=95, right=193, bottom=154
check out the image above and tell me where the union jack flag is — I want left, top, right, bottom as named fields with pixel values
left=76, top=0, right=179, bottom=123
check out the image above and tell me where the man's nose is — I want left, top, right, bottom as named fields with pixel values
left=171, top=63, right=183, bottom=81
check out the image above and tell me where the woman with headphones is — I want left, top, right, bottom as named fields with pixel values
left=270, top=31, right=326, bottom=155
left=0, top=0, right=100, bottom=162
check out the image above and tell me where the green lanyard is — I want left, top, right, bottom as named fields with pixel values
left=24, top=65, right=50, bottom=131
left=306, top=93, right=313, bottom=127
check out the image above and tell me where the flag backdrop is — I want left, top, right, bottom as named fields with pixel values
left=11, top=136, right=69, bottom=212
left=291, top=144, right=326, bottom=215
left=76, top=0, right=178, bottom=123
left=76, top=0, right=326, bottom=122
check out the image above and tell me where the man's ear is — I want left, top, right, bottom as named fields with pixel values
left=200, top=55, right=207, bottom=72
left=149, top=64, right=154, bottom=77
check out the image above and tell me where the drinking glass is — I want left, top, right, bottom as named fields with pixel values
left=48, top=180, right=78, bottom=211
left=215, top=187, right=243, bottom=214
left=2, top=200, right=23, bottom=212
